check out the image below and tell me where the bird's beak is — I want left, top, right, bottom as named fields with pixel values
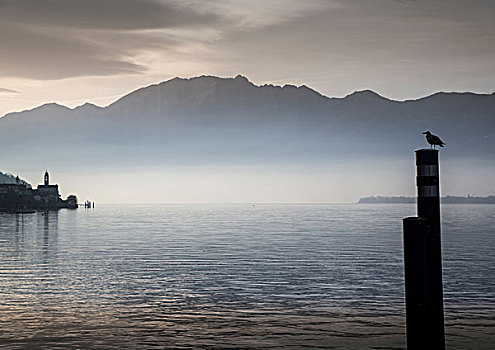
left=422, top=132, right=427, bottom=134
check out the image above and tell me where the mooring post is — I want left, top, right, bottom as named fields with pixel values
left=403, top=217, right=429, bottom=349
left=402, top=149, right=445, bottom=349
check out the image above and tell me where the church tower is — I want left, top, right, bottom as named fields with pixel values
left=34, top=170, right=60, bottom=208
left=44, top=170, right=49, bottom=186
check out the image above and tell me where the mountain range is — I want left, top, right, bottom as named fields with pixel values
left=1, top=75, right=494, bottom=171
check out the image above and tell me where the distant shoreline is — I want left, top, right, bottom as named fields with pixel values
left=358, top=196, right=495, bottom=204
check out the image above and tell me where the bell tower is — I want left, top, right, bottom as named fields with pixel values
left=44, top=170, right=49, bottom=186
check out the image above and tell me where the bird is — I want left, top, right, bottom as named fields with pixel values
left=423, top=131, right=445, bottom=149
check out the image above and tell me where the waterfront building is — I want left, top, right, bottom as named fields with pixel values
left=32, top=170, right=61, bottom=208
left=0, top=170, right=78, bottom=211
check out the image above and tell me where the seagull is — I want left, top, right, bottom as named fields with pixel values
left=423, top=131, right=445, bottom=149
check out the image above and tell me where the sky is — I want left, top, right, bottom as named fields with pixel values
left=1, top=0, right=494, bottom=117
left=0, top=0, right=493, bottom=203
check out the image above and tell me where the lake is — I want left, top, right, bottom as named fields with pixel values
left=0, top=204, right=493, bottom=349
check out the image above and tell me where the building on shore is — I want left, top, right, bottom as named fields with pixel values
left=32, top=170, right=60, bottom=208
left=0, top=171, right=78, bottom=211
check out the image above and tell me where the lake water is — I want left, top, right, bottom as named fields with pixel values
left=0, top=204, right=493, bottom=349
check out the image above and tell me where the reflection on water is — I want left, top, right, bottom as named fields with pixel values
left=10, top=211, right=58, bottom=257
left=0, top=204, right=493, bottom=349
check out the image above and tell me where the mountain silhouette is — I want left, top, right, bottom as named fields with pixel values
left=0, top=75, right=493, bottom=169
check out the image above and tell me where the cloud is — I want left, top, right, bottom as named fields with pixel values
left=0, top=0, right=221, bottom=30
left=205, top=0, right=495, bottom=99
left=0, top=0, right=334, bottom=80
left=0, top=0, right=223, bottom=79
left=2, top=0, right=493, bottom=89
left=212, top=0, right=338, bottom=28
left=0, top=88, right=18, bottom=94
left=0, top=23, right=149, bottom=79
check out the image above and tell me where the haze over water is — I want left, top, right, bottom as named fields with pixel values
left=0, top=204, right=493, bottom=349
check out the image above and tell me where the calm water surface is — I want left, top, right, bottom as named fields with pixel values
left=0, top=204, right=493, bottom=349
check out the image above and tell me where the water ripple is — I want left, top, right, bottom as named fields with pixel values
left=0, top=204, right=493, bottom=349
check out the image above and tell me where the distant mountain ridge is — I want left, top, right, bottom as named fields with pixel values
left=4, top=75, right=493, bottom=119
left=0, top=75, right=494, bottom=168
left=5, top=75, right=492, bottom=117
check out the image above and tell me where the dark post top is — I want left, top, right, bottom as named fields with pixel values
left=416, top=149, right=438, bottom=165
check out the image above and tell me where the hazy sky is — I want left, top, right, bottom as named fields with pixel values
left=1, top=0, right=494, bottom=203
left=0, top=0, right=494, bottom=117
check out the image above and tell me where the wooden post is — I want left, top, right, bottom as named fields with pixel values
left=403, top=149, right=445, bottom=349
left=403, top=217, right=429, bottom=349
